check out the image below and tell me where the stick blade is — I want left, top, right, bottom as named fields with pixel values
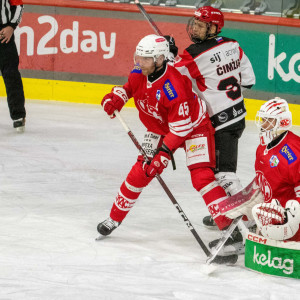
left=208, top=253, right=239, bottom=265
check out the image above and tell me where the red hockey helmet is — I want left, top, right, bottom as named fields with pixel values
left=194, top=6, right=224, bottom=33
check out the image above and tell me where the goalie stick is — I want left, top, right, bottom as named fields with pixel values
left=112, top=110, right=238, bottom=265
left=134, top=0, right=163, bottom=36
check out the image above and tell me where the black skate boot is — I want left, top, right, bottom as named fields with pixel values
left=203, top=215, right=217, bottom=229
left=97, top=217, right=121, bottom=236
left=13, top=118, right=25, bottom=132
left=209, top=227, right=244, bottom=255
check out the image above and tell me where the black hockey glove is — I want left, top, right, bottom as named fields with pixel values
left=164, top=35, right=178, bottom=57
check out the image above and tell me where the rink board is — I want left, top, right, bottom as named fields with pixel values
left=245, top=233, right=300, bottom=279
left=0, top=77, right=299, bottom=125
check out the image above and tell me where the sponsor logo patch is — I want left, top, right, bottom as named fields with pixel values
left=269, top=155, right=279, bottom=168
left=187, top=144, right=205, bottom=153
left=279, top=144, right=297, bottom=164
left=163, top=79, right=178, bottom=101
left=218, top=112, right=228, bottom=123
left=156, top=90, right=161, bottom=101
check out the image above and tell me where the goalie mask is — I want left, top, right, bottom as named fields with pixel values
left=135, top=34, right=169, bottom=64
left=255, top=97, right=292, bottom=146
left=187, top=6, right=224, bottom=43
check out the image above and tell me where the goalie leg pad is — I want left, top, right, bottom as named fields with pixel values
left=110, top=160, right=153, bottom=222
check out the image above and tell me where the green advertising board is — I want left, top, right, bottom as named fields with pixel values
left=245, top=234, right=300, bottom=279
left=223, top=27, right=300, bottom=101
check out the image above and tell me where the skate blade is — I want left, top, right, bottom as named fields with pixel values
left=16, top=126, right=25, bottom=133
left=95, top=235, right=106, bottom=241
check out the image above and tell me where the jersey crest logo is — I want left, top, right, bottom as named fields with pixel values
left=163, top=79, right=178, bottom=101
left=279, top=144, right=297, bottom=165
left=131, top=64, right=142, bottom=74
left=156, top=90, right=161, bottom=101
left=256, top=171, right=272, bottom=202
left=269, top=155, right=279, bottom=168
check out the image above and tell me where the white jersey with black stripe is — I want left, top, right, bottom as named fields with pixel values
left=0, top=0, right=23, bottom=29
left=175, top=36, right=255, bottom=130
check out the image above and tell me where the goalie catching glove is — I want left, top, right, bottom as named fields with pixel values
left=101, top=87, right=129, bottom=118
left=252, top=199, right=300, bottom=241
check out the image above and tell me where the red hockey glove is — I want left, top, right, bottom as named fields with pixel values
left=101, top=87, right=128, bottom=118
left=145, top=147, right=171, bottom=178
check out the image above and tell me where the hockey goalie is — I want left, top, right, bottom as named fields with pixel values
left=221, top=98, right=300, bottom=277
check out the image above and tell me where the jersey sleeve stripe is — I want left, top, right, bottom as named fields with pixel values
left=169, top=117, right=194, bottom=137
left=239, top=46, right=244, bottom=60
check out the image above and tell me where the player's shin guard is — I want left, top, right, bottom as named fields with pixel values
left=200, top=181, right=233, bottom=230
left=110, top=161, right=153, bottom=222
left=191, top=168, right=232, bottom=230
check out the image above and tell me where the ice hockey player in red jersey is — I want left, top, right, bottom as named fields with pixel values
left=252, top=98, right=300, bottom=242
left=97, top=34, right=234, bottom=236
left=175, top=6, right=255, bottom=229
left=222, top=98, right=300, bottom=245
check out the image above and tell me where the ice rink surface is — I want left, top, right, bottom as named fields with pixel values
left=0, top=98, right=299, bottom=300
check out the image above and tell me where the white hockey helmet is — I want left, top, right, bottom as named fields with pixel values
left=255, top=97, right=292, bottom=145
left=135, top=34, right=169, bottom=63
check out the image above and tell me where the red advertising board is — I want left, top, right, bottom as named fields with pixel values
left=17, top=12, right=190, bottom=77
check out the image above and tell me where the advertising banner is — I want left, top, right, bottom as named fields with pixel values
left=15, top=11, right=300, bottom=99
left=222, top=28, right=300, bottom=97
left=245, top=233, right=300, bottom=279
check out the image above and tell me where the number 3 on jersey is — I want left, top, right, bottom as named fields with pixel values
left=179, top=102, right=189, bottom=117
left=217, top=74, right=242, bottom=101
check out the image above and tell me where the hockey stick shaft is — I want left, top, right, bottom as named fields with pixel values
left=206, top=215, right=243, bottom=264
left=114, top=110, right=211, bottom=257
left=135, top=0, right=163, bottom=36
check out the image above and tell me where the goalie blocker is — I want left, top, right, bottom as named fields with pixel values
left=245, top=232, right=300, bottom=279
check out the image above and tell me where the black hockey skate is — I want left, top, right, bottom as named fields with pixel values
left=97, top=217, right=121, bottom=236
left=209, top=227, right=244, bottom=255
left=13, top=118, right=25, bottom=132
left=203, top=215, right=217, bottom=229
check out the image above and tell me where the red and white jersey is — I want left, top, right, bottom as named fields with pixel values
left=122, top=63, right=208, bottom=150
left=175, top=37, right=255, bottom=131
left=255, top=131, right=300, bottom=241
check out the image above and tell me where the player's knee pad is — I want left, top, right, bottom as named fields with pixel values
left=190, top=167, right=216, bottom=192
left=127, top=160, right=153, bottom=188
left=110, top=160, right=153, bottom=223
left=215, top=172, right=243, bottom=196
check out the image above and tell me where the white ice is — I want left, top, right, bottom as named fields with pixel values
left=0, top=98, right=299, bottom=300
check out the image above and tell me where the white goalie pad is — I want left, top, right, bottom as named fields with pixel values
left=219, top=179, right=264, bottom=220
left=252, top=200, right=300, bottom=241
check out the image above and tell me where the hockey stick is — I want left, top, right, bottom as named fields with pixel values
left=114, top=110, right=238, bottom=265
left=135, top=0, right=163, bottom=36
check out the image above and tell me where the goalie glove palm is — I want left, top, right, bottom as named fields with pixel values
left=252, top=199, right=300, bottom=241
left=101, top=87, right=128, bottom=118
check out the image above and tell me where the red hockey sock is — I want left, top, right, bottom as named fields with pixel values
left=191, top=168, right=232, bottom=230
left=200, top=181, right=233, bottom=230
left=110, top=160, right=153, bottom=222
